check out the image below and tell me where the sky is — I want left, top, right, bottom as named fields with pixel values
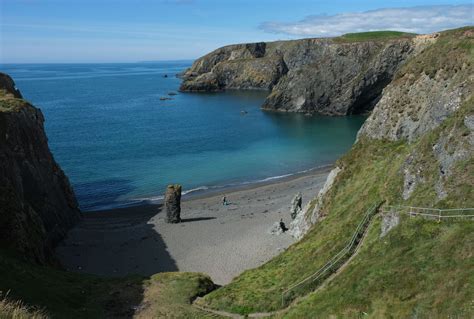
left=0, top=0, right=472, bottom=63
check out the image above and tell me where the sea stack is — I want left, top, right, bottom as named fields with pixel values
left=164, top=184, right=182, bottom=223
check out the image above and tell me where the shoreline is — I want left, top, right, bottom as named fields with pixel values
left=58, top=168, right=331, bottom=284
left=83, top=164, right=334, bottom=213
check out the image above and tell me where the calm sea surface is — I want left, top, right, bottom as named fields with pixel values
left=2, top=62, right=366, bottom=211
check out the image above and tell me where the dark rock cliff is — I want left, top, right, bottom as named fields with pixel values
left=180, top=35, right=414, bottom=115
left=0, top=73, right=81, bottom=265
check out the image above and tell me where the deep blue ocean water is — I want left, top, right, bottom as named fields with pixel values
left=2, top=62, right=366, bottom=211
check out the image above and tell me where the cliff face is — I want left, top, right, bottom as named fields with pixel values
left=294, top=27, right=474, bottom=239
left=0, top=73, right=81, bottom=265
left=180, top=34, right=415, bottom=115
left=359, top=30, right=473, bottom=141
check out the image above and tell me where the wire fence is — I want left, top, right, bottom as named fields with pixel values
left=383, top=205, right=474, bottom=220
left=279, top=204, right=473, bottom=308
left=281, top=203, right=379, bottom=307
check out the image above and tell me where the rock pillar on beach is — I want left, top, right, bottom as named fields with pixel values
left=164, top=184, right=182, bottom=223
left=290, top=192, right=302, bottom=219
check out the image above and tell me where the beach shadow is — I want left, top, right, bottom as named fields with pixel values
left=55, top=203, right=185, bottom=317
left=57, top=203, right=179, bottom=278
left=181, top=216, right=216, bottom=223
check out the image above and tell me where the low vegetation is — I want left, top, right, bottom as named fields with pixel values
left=0, top=293, right=47, bottom=319
left=0, top=251, right=217, bottom=318
left=396, top=27, right=473, bottom=80
left=279, top=215, right=473, bottom=318
left=135, top=272, right=217, bottom=318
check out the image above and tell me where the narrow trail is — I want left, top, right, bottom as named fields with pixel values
left=192, top=207, right=379, bottom=318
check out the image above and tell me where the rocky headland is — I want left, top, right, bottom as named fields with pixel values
left=180, top=32, right=419, bottom=115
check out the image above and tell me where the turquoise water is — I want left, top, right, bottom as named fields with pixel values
left=2, top=62, right=366, bottom=211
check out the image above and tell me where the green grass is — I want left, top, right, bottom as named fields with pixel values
left=335, top=31, right=416, bottom=42
left=0, top=251, right=220, bottom=318
left=0, top=250, right=143, bottom=318
left=396, top=26, right=473, bottom=80
left=198, top=97, right=473, bottom=315
left=135, top=272, right=219, bottom=318
left=279, top=216, right=474, bottom=318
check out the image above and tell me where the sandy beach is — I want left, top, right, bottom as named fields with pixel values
left=56, top=168, right=330, bottom=285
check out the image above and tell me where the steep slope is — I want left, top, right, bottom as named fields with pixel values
left=195, top=27, right=473, bottom=317
left=0, top=73, right=81, bottom=265
left=180, top=31, right=415, bottom=115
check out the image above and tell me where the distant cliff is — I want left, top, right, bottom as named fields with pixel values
left=180, top=32, right=416, bottom=115
left=0, top=73, right=81, bottom=265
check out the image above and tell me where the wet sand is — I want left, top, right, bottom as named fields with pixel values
left=56, top=168, right=330, bottom=285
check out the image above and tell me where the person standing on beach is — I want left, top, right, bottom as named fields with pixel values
left=222, top=196, right=228, bottom=206
left=280, top=218, right=288, bottom=232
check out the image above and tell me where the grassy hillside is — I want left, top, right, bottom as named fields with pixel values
left=279, top=214, right=473, bottom=318
left=197, top=94, right=473, bottom=315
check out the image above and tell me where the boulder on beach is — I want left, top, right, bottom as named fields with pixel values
left=290, top=192, right=302, bottom=219
left=268, top=218, right=289, bottom=235
left=164, top=184, right=182, bottom=223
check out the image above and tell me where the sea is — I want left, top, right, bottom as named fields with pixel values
left=2, top=62, right=366, bottom=211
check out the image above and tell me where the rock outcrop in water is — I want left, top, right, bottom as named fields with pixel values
left=164, top=184, right=182, bottom=223
left=180, top=33, right=415, bottom=115
left=0, top=73, right=81, bottom=265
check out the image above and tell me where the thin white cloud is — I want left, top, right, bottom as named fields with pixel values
left=260, top=4, right=474, bottom=37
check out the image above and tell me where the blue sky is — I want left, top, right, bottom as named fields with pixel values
left=0, top=0, right=472, bottom=63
